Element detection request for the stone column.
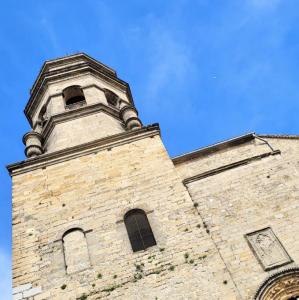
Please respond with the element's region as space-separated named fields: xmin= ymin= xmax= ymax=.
xmin=119 ymin=101 xmax=142 ymax=130
xmin=23 ymin=131 xmax=43 ymax=158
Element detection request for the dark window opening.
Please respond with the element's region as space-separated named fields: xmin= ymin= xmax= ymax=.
xmin=288 ymin=297 xmax=299 ymax=300
xmin=38 ymin=104 xmax=48 ymax=128
xmin=103 ymin=89 xmax=119 ymax=106
xmin=124 ymin=209 xmax=156 ymax=252
xmin=63 ymin=85 xmax=86 ymax=108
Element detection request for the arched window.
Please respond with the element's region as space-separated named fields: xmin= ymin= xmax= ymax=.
xmin=63 ymin=85 xmax=86 ymax=108
xmin=62 ymin=228 xmax=90 ymax=274
xmin=124 ymin=209 xmax=156 ymax=252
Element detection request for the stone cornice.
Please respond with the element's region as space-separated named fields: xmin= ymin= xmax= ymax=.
xmin=172 ymin=133 xmax=255 ymax=165
xmin=258 ymin=134 xmax=299 ymax=140
xmin=30 ymin=53 xmax=116 ymax=94
xmin=41 ymin=102 xmax=122 ymax=144
xmin=7 ymin=124 xmax=160 ymax=176
xmin=25 ymin=54 xmax=134 ymax=126
xmin=183 ymin=150 xmax=281 ymax=185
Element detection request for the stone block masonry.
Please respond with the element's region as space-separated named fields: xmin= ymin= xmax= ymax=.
xmin=11 ymin=134 xmax=239 ymax=299
xmin=9 ymin=53 xmax=299 ymax=299
xmin=13 ymin=283 xmax=42 ymax=300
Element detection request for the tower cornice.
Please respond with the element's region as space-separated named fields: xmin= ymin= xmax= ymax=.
xmin=7 ymin=124 xmax=160 ymax=176
xmin=25 ymin=53 xmax=134 ymax=126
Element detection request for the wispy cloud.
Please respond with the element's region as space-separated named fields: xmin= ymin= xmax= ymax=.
xmin=145 ymin=27 xmax=193 ymax=100
xmin=40 ymin=17 xmax=62 ymax=55
xmin=122 ymin=13 xmax=197 ymax=113
xmin=0 ymin=249 xmax=11 ymax=300
xmin=247 ymin=0 xmax=282 ymax=10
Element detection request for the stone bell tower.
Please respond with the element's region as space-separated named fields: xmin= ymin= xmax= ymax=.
xmin=23 ymin=53 xmax=142 ymax=157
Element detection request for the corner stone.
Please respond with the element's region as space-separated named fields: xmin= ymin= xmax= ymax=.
xmin=13 ymin=293 xmax=23 ymax=300
xmin=13 ymin=283 xmax=32 ymax=294
xmin=23 ymin=287 xmax=42 ymax=298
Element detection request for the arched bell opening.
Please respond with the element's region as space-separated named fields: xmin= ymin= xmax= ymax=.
xmin=63 ymin=85 xmax=86 ymax=108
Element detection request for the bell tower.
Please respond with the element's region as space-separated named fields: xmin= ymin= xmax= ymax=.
xmin=9 ymin=53 xmax=241 ymax=300
xmin=23 ymin=53 xmax=142 ymax=157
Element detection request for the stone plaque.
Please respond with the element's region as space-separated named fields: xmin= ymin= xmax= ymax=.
xmin=246 ymin=227 xmax=292 ymax=271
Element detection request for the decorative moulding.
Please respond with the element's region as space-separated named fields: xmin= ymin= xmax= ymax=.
xmin=172 ymin=132 xmax=256 ymax=165
xmin=7 ymin=124 xmax=160 ymax=176
xmin=254 ymin=267 xmax=299 ymax=300
xmin=25 ymin=53 xmax=135 ymax=126
xmin=183 ymin=150 xmax=280 ymax=185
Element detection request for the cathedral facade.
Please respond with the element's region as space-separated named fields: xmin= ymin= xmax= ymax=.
xmin=8 ymin=53 xmax=299 ymax=300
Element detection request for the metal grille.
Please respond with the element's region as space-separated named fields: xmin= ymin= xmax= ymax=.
xmin=124 ymin=209 xmax=156 ymax=252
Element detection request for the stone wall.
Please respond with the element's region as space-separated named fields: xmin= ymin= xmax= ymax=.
xmin=177 ymin=137 xmax=299 ymax=299
xmin=12 ymin=134 xmax=239 ymax=299
xmin=12 ymin=131 xmax=299 ymax=299
xmin=44 ymin=112 xmax=124 ymax=152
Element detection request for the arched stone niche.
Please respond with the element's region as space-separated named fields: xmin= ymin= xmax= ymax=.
xmin=255 ymin=267 xmax=299 ymax=300
xmin=62 ymin=228 xmax=90 ymax=274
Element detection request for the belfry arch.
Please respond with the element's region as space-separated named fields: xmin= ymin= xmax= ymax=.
xmin=254 ymin=268 xmax=299 ymax=300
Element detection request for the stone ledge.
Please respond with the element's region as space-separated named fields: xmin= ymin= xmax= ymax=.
xmin=258 ymin=134 xmax=299 ymax=140
xmin=172 ymin=132 xmax=255 ymax=165
xmin=7 ymin=123 xmax=160 ymax=176
xmin=183 ymin=150 xmax=281 ymax=185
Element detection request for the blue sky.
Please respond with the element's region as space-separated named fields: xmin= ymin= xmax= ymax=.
xmin=1 ymin=0 xmax=299 ymax=297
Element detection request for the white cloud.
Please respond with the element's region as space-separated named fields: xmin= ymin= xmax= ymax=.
xmin=145 ymin=28 xmax=193 ymax=100
xmin=247 ymin=0 xmax=281 ymax=9
xmin=124 ymin=15 xmax=197 ymax=111
xmin=0 ymin=249 xmax=12 ymax=300
xmin=40 ymin=17 xmax=62 ymax=55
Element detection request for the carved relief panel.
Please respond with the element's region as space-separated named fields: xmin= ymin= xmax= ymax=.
xmin=246 ymin=227 xmax=292 ymax=271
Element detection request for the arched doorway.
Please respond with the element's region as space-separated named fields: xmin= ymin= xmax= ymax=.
xmin=255 ymin=268 xmax=299 ymax=300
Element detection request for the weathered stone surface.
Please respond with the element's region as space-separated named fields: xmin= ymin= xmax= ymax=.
xmin=183 ymin=137 xmax=299 ymax=299
xmin=13 ymin=293 xmax=23 ymax=300
xmin=13 ymin=283 xmax=32 ymax=294
xmin=9 ymin=53 xmax=299 ymax=300
xmin=246 ymin=227 xmax=292 ymax=271
xmin=23 ymin=287 xmax=42 ymax=298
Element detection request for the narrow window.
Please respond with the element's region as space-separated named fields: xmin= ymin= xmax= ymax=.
xmin=63 ymin=85 xmax=86 ymax=108
xmin=62 ymin=228 xmax=90 ymax=274
xmin=37 ymin=104 xmax=48 ymax=128
xmin=124 ymin=209 xmax=156 ymax=252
